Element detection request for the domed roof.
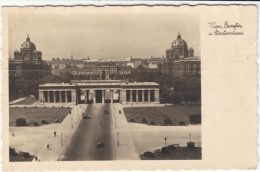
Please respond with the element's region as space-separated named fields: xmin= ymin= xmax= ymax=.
xmin=20 ymin=35 xmax=36 ymax=51
xmin=171 ymin=33 xmax=188 ymax=49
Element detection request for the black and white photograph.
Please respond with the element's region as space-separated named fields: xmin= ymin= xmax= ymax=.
xmin=2 ymin=5 xmax=257 ymax=171
xmin=8 ymin=7 xmax=201 ymax=162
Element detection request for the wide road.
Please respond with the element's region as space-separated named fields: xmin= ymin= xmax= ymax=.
xmin=60 ymin=103 xmax=115 ymax=161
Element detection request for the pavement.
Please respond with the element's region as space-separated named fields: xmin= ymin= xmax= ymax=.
xmin=33 ymin=104 xmax=86 ymax=161
xmin=129 ymin=123 xmax=201 ymax=155
xmin=9 ymin=102 xmax=75 ymax=108
xmin=59 ymin=103 xmax=115 ymax=161
xmin=9 ymin=98 xmax=27 ymax=105
xmin=111 ymin=103 xmax=139 ymax=160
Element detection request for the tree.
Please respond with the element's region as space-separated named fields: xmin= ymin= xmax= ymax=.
xmin=16 ymin=118 xmax=26 ymax=126
xmin=164 ymin=118 xmax=172 ymax=125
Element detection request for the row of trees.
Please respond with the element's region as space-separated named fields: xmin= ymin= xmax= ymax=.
xmin=10 ymin=70 xmax=201 ymax=104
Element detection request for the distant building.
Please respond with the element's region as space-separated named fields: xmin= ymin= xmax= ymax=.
xmin=93 ymin=66 xmax=118 ymax=80
xmin=9 ymin=35 xmax=50 ymax=79
xmin=118 ymin=66 xmax=132 ymax=75
xmin=160 ymin=33 xmax=201 ymax=77
xmin=172 ymin=57 xmax=201 ymax=77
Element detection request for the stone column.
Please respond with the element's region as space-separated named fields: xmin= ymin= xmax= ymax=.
xmin=111 ymin=90 xmax=114 ymax=103
xmin=65 ymin=91 xmax=68 ymax=102
xmin=93 ymin=90 xmax=96 ymax=103
xmin=154 ymin=89 xmax=160 ymax=103
xmin=148 ymin=90 xmax=151 ymax=102
xmin=53 ymin=91 xmax=57 ymax=103
xmin=39 ymin=90 xmax=44 ymax=102
xmin=120 ymin=90 xmax=126 ymax=104
xmin=47 ymin=91 xmax=50 ymax=102
xmin=136 ymin=90 xmax=139 ymax=102
xmin=102 ymin=90 xmax=105 ymax=103
xmin=130 ymin=90 xmax=132 ymax=102
xmin=142 ymin=90 xmax=145 ymax=102
xmin=59 ymin=91 xmax=62 ymax=103
xmin=71 ymin=90 xmax=77 ymax=104
xmin=85 ymin=90 xmax=89 ymax=104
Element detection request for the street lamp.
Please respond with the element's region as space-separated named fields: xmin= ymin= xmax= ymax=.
xmin=117 ymin=131 xmax=119 ymax=146
xmin=61 ymin=132 xmax=63 ymax=146
xmin=164 ymin=137 xmax=167 ymax=147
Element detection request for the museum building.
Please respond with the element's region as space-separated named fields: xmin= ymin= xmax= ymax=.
xmin=9 ymin=35 xmax=51 ymax=79
xmin=160 ymin=33 xmax=201 ymax=77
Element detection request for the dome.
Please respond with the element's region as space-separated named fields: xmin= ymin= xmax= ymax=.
xmin=171 ymin=33 xmax=188 ymax=49
xmin=20 ymin=35 xmax=36 ymax=51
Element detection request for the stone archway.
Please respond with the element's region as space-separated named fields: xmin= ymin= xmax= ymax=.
xmin=87 ymin=90 xmax=95 ymax=104
xmin=113 ymin=89 xmax=120 ymax=103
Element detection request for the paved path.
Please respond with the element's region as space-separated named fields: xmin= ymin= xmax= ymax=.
xmin=9 ymin=98 xmax=26 ymax=105
xmin=33 ymin=105 xmax=86 ymax=161
xmin=9 ymin=102 xmax=74 ymax=108
xmin=59 ymin=103 xmax=115 ymax=161
xmin=111 ymin=103 xmax=139 ymax=160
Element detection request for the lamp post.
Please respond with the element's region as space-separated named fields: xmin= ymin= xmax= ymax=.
xmin=61 ymin=132 xmax=63 ymax=146
xmin=117 ymin=131 xmax=119 ymax=146
xmin=164 ymin=137 xmax=167 ymax=147
xmin=69 ymin=111 xmax=73 ymax=129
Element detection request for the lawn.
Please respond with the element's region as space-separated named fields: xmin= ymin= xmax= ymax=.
xmin=13 ymin=96 xmax=38 ymax=105
xmin=124 ymin=106 xmax=201 ymax=125
xmin=140 ymin=147 xmax=202 ymax=160
xmin=9 ymin=107 xmax=71 ymax=127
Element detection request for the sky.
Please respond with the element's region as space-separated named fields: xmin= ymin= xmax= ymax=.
xmin=9 ymin=13 xmax=200 ymax=60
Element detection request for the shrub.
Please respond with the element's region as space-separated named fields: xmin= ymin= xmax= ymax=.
xmin=187 ymin=142 xmax=195 ymax=149
xmin=189 ymin=114 xmax=201 ymax=124
xmin=16 ymin=118 xmax=26 ymax=126
xmin=164 ymin=118 xmax=172 ymax=125
xmin=54 ymin=118 xmax=60 ymax=123
xmin=33 ymin=122 xmax=38 ymax=126
xmin=150 ymin=121 xmax=156 ymax=125
xmin=142 ymin=118 xmax=147 ymax=123
xmin=129 ymin=118 xmax=135 ymax=122
xmin=23 ymin=152 xmax=30 ymax=158
xmin=167 ymin=145 xmax=175 ymax=151
xmin=61 ymin=106 xmax=63 ymax=108
xmin=143 ymin=151 xmax=155 ymax=158
xmin=9 ymin=147 xmax=16 ymax=156
xmin=24 ymin=106 xmax=27 ymax=108
xmin=34 ymin=106 xmax=37 ymax=108
xmin=179 ymin=121 xmax=186 ymax=126
xmin=160 ymin=147 xmax=169 ymax=154
xmin=44 ymin=106 xmax=46 ymax=108
xmin=52 ymin=106 xmax=55 ymax=108
xmin=41 ymin=120 xmax=49 ymax=125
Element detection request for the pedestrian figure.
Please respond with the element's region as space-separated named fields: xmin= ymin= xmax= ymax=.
xmin=47 ymin=144 xmax=49 ymax=150
xmin=54 ymin=131 xmax=56 ymax=137
xmin=12 ymin=132 xmax=15 ymax=137
xmin=35 ymin=156 xmax=38 ymax=161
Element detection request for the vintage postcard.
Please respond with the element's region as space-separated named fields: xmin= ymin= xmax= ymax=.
xmin=1 ymin=5 xmax=257 ymax=170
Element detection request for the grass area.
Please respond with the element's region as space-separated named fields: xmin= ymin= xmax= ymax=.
xmin=124 ymin=106 xmax=201 ymax=126
xmin=9 ymin=107 xmax=71 ymax=127
xmin=12 ymin=96 xmax=38 ymax=105
xmin=140 ymin=147 xmax=201 ymax=160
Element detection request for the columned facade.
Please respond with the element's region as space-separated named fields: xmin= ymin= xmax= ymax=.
xmin=38 ymin=81 xmax=160 ymax=104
